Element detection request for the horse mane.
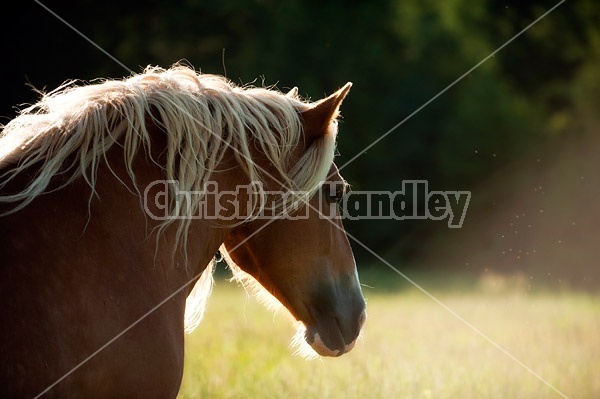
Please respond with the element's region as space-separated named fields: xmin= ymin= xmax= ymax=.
xmin=0 ymin=63 xmax=339 ymax=334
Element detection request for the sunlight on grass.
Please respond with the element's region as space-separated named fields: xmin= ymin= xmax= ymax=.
xmin=178 ymin=271 xmax=600 ymax=399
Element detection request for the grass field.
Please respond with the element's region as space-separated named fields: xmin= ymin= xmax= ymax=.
xmin=177 ymin=268 xmax=600 ymax=399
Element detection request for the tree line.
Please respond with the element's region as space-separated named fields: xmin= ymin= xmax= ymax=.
xmin=2 ymin=0 xmax=598 ymax=264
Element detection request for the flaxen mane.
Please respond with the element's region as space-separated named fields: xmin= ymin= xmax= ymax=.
xmin=0 ymin=64 xmax=339 ymax=334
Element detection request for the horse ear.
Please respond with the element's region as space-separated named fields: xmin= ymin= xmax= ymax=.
xmin=301 ymin=82 xmax=352 ymax=141
xmin=286 ymin=87 xmax=299 ymax=98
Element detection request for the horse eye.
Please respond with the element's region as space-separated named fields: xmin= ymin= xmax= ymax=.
xmin=327 ymin=184 xmax=345 ymax=204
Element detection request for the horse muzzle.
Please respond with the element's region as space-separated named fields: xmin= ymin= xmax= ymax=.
xmin=304 ymin=301 xmax=367 ymax=357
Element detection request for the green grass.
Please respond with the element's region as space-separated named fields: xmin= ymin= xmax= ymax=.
xmin=178 ymin=269 xmax=600 ymax=398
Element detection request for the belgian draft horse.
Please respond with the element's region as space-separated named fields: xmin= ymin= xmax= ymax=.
xmin=0 ymin=65 xmax=366 ymax=397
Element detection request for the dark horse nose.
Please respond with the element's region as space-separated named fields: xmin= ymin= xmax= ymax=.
xmin=358 ymin=306 xmax=367 ymax=330
xmin=305 ymin=281 xmax=366 ymax=357
xmin=338 ymin=294 xmax=366 ymax=346
xmin=340 ymin=306 xmax=367 ymax=355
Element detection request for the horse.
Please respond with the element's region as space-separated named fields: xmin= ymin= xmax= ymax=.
xmin=0 ymin=64 xmax=366 ymax=398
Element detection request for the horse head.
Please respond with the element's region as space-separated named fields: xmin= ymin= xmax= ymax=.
xmin=222 ymin=85 xmax=366 ymax=357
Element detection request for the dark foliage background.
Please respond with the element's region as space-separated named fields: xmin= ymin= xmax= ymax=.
xmin=2 ymin=0 xmax=599 ymax=276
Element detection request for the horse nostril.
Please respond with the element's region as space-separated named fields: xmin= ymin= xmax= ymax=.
xmin=358 ymin=309 xmax=367 ymax=330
